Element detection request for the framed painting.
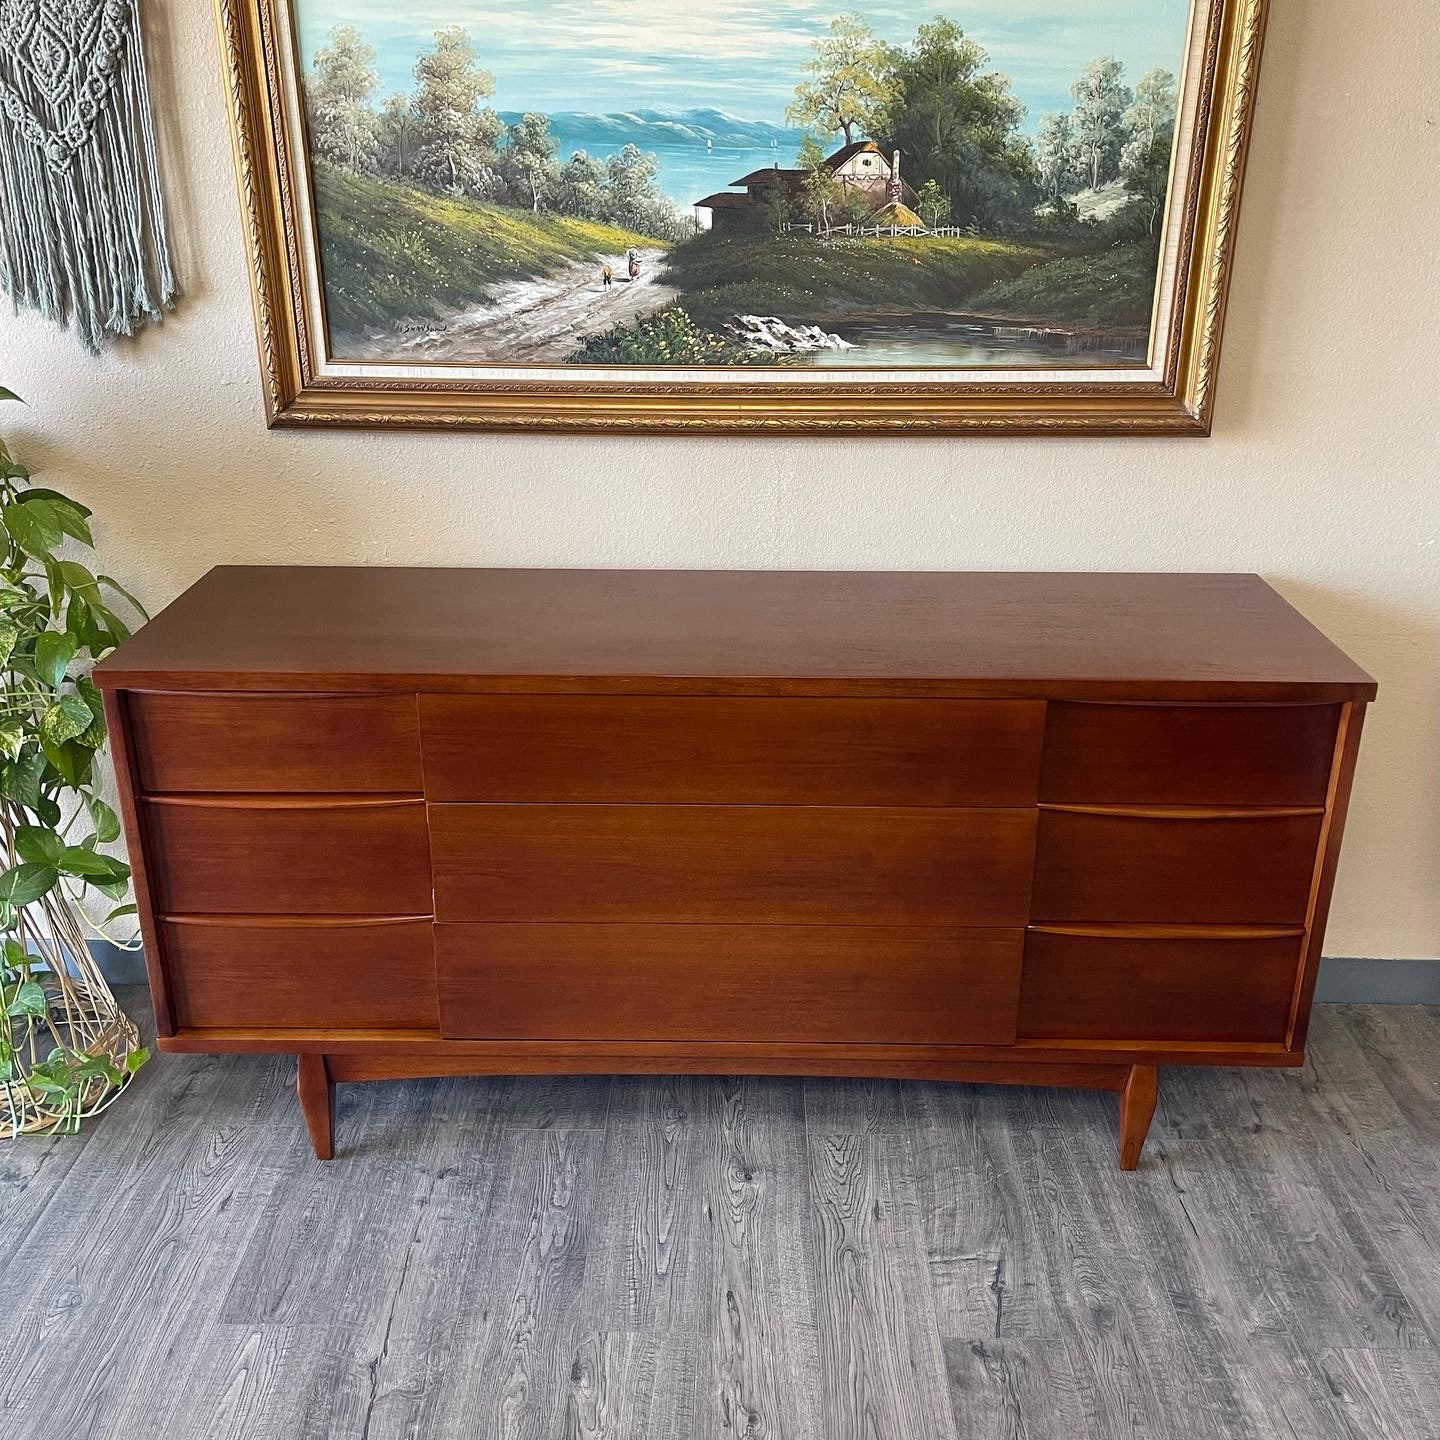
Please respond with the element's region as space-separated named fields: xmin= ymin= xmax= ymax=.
xmin=215 ymin=0 xmax=1269 ymax=433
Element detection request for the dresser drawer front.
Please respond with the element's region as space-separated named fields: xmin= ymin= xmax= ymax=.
xmin=129 ymin=692 xmax=423 ymax=793
xmin=420 ymin=696 xmax=1044 ymax=805
xmin=144 ymin=799 xmax=432 ymax=915
xmin=164 ymin=917 xmax=438 ymax=1030
xmin=1032 ymin=810 xmax=1321 ymax=925
xmin=1041 ymin=702 xmax=1339 ymax=806
xmin=436 ymin=923 xmax=1021 ymax=1043
xmin=1019 ymin=930 xmax=1301 ymax=1043
xmin=430 ymin=804 xmax=1035 ymax=925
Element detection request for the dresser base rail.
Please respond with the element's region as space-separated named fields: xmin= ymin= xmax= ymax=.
xmin=283 ymin=1049 xmax=1170 ymax=1170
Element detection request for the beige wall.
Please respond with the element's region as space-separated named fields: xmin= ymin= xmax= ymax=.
xmin=2 ymin=0 xmax=1436 ymax=960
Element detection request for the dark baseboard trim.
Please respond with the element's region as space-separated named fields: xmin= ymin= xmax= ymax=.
xmin=1314 ymin=956 xmax=1440 ymax=1005
xmin=89 ymin=937 xmax=148 ymax=988
xmin=86 ymin=944 xmax=1440 ymax=1007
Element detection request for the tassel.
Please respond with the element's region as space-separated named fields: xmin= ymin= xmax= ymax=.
xmin=0 ymin=0 xmax=177 ymax=350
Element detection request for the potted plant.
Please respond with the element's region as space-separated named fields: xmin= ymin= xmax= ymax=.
xmin=0 ymin=389 xmax=148 ymax=1134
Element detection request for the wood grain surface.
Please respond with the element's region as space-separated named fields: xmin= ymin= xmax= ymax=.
xmin=93 ymin=568 xmax=1378 ymax=702
xmin=127 ymin=691 xmax=424 ymax=793
xmin=429 ymin=805 xmax=1037 ymax=926
xmin=434 ymin=924 xmax=1022 ymax=1045
xmin=420 ymin=695 xmax=1044 ymax=805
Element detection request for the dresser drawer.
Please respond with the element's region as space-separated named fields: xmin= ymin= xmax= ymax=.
xmin=1031 ymin=808 xmax=1322 ymax=925
xmin=164 ymin=917 xmax=438 ymax=1030
xmin=1019 ymin=929 xmax=1301 ymax=1043
xmin=144 ymin=797 xmax=432 ymax=915
xmin=420 ymin=696 xmax=1043 ymax=805
xmin=429 ymin=804 xmax=1036 ymax=925
xmin=129 ymin=692 xmax=423 ymax=793
xmin=435 ymin=924 xmax=1022 ymax=1043
xmin=1040 ymin=702 xmax=1339 ymax=806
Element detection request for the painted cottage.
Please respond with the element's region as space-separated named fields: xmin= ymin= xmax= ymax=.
xmin=696 ymin=141 xmax=925 ymax=233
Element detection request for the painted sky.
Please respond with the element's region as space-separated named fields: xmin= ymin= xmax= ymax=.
xmin=293 ymin=0 xmax=1194 ymax=131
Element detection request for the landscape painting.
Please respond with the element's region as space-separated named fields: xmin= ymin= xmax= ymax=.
xmin=290 ymin=0 xmax=1196 ymax=370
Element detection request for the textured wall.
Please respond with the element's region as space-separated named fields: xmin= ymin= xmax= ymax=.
xmin=2 ymin=0 xmax=1436 ymax=960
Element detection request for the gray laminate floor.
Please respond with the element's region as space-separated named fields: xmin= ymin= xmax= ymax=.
xmin=3 ymin=1000 xmax=1440 ymax=1439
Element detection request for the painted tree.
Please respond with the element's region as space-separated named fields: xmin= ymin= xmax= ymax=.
xmin=411 ymin=26 xmax=504 ymax=195
xmin=305 ymin=25 xmax=380 ymax=174
xmin=915 ymin=178 xmax=951 ymax=229
xmin=877 ymin=19 xmax=1038 ymax=232
xmin=376 ymin=92 xmax=419 ymax=177
xmin=1121 ymin=68 xmax=1177 ymax=172
xmin=604 ymin=144 xmax=666 ymax=232
xmin=1034 ymin=111 xmax=1080 ymax=200
xmin=1123 ymin=131 xmax=1173 ymax=235
xmin=796 ymin=134 xmax=843 ymax=228
xmin=786 ymin=13 xmax=896 ymax=146
xmin=1070 ymin=56 xmax=1132 ymax=190
xmin=552 ymin=150 xmax=607 ymax=219
xmin=500 ymin=113 xmax=559 ymax=211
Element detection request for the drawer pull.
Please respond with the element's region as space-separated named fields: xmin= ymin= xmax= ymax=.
xmin=142 ymin=793 xmax=423 ymax=809
xmin=160 ymin=913 xmax=433 ymax=927
xmin=1028 ymin=923 xmax=1306 ymax=940
xmin=1038 ymin=803 xmax=1324 ymax=821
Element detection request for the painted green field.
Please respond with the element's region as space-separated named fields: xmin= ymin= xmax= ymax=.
xmin=661 ymin=231 xmax=1047 ymax=328
xmin=312 ymin=165 xmax=658 ymax=334
xmin=969 ymin=242 xmax=1159 ymax=329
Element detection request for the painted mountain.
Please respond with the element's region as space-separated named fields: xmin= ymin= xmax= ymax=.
xmin=498 ymin=108 xmax=809 ymax=208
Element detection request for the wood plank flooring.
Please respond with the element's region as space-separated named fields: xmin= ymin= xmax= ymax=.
xmin=3 ymin=999 xmax=1440 ymax=1439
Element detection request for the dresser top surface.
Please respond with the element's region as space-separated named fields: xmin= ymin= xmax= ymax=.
xmin=94 ymin=567 xmax=1376 ymax=701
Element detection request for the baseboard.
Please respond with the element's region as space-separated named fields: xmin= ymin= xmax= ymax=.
xmin=84 ymin=944 xmax=1440 ymax=1007
xmin=1313 ymin=956 xmax=1440 ymax=1004
xmin=88 ymin=937 xmax=149 ymax=988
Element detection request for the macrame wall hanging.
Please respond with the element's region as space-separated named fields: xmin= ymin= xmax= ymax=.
xmin=0 ymin=0 xmax=177 ymax=350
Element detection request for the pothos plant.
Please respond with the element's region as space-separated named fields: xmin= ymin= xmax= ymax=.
xmin=0 ymin=389 xmax=149 ymax=1135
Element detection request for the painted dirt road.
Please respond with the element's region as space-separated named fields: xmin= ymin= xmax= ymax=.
xmin=336 ymin=248 xmax=676 ymax=365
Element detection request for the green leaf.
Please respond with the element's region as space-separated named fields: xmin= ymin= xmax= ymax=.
xmin=57 ymin=847 xmax=129 ymax=884
xmin=126 ymin=1046 xmax=151 ymax=1074
xmin=0 ymin=862 xmax=58 ymax=905
xmin=42 ymin=733 xmax=93 ymax=787
xmin=19 ymin=487 xmax=91 ymax=519
xmin=84 ymin=792 xmax=121 ymax=844
xmin=0 ymin=722 xmax=23 ymax=760
xmin=33 ymin=630 xmax=77 ymax=687
xmin=5 ymin=979 xmax=47 ymax=1017
xmin=2 ymin=498 xmax=64 ymax=559
xmin=57 ymin=560 xmax=102 ymax=610
xmin=47 ymin=499 xmax=92 ymax=547
xmin=0 ymin=618 xmax=18 ymax=666
xmin=98 ymin=574 xmax=147 ymax=620
xmin=0 ymin=387 xmax=22 ymax=402
xmin=35 ymin=794 xmax=60 ymax=826
xmin=75 ymin=675 xmax=107 ymax=748
xmin=3 ymin=936 xmax=30 ymax=970
xmin=92 ymin=878 xmax=128 ymax=900
xmin=39 ymin=692 xmax=92 ymax=747
xmin=14 ymin=825 xmax=63 ymax=864
xmin=103 ymin=901 xmax=137 ymax=923
xmin=0 ymin=750 xmax=45 ymax=808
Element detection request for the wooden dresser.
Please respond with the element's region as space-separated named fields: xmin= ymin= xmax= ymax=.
xmin=94 ymin=568 xmax=1375 ymax=1167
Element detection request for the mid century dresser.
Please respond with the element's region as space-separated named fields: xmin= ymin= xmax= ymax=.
xmin=94 ymin=568 xmax=1375 ymax=1168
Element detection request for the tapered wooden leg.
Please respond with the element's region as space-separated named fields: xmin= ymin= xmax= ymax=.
xmin=297 ymin=1054 xmax=335 ymax=1160
xmin=1117 ymin=1064 xmax=1157 ymax=1171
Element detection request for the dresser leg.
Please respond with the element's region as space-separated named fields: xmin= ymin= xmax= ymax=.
xmin=297 ymin=1054 xmax=335 ymax=1160
xmin=1117 ymin=1064 xmax=1158 ymax=1171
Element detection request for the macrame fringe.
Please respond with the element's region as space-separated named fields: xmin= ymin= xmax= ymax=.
xmin=0 ymin=3 xmax=177 ymax=351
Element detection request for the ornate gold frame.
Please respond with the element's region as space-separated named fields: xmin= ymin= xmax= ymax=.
xmin=213 ymin=0 xmax=1268 ymax=435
